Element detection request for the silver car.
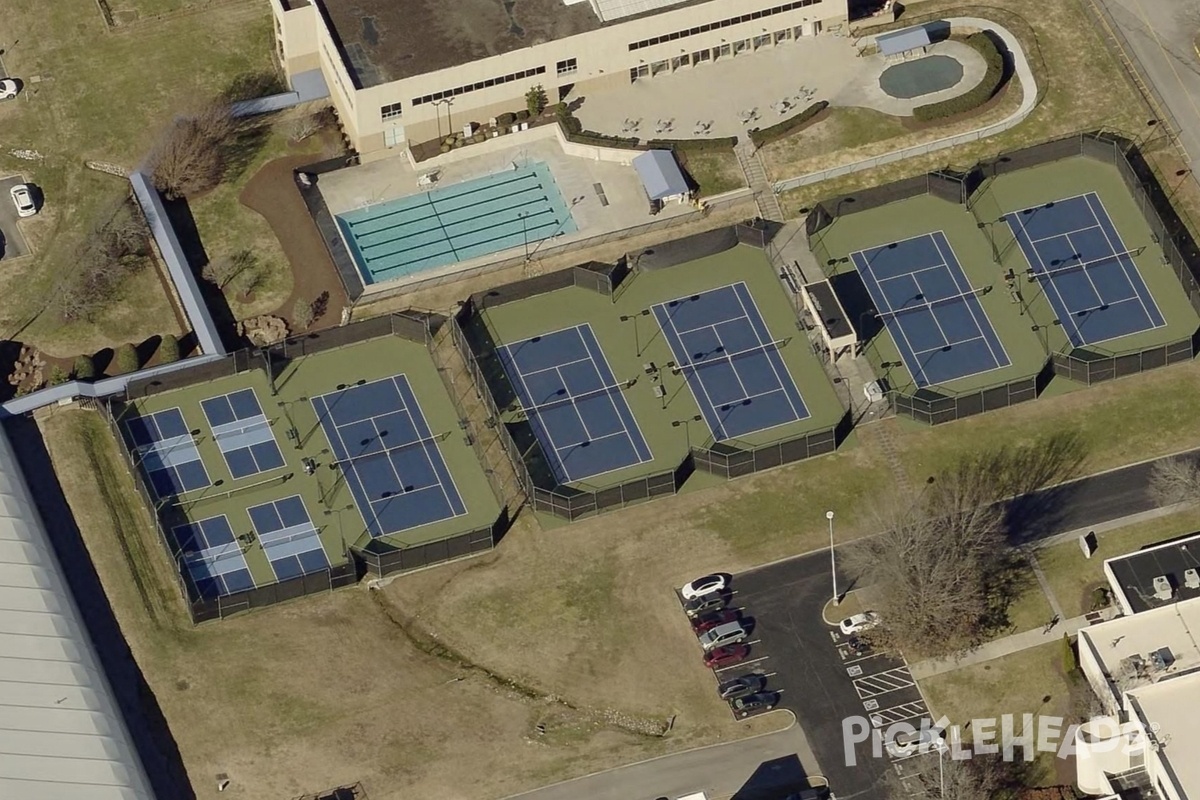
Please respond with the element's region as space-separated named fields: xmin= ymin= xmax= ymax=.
xmin=698 ymin=620 xmax=749 ymax=651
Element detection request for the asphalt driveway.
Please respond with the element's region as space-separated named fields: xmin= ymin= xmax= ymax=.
xmin=0 ymin=174 xmax=31 ymax=260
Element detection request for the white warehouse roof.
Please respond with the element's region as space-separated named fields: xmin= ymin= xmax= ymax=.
xmin=0 ymin=427 xmax=155 ymax=800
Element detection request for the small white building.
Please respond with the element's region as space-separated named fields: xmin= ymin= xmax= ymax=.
xmin=632 ymin=149 xmax=691 ymax=207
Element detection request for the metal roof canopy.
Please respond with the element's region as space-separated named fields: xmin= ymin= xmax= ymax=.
xmin=0 ymin=428 xmax=156 ymax=799
xmin=633 ymin=150 xmax=688 ymax=201
xmin=876 ymin=26 xmax=932 ymax=57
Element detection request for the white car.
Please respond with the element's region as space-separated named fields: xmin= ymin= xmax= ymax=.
xmin=839 ymin=611 xmax=881 ymax=636
xmin=0 ymin=79 xmax=17 ymax=100
xmin=885 ymin=727 xmax=948 ymax=758
xmin=10 ymin=184 xmax=36 ymax=218
xmin=681 ymin=573 xmax=727 ymax=600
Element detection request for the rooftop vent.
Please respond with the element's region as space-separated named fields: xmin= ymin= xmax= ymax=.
xmin=1149 ymin=646 xmax=1176 ymax=672
xmin=1153 ymin=575 xmax=1173 ymax=601
xmin=1185 ymin=569 xmax=1200 ymax=590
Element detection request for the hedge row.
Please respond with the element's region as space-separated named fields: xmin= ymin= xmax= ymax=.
xmin=644 ymin=136 xmax=738 ymax=153
xmin=911 ymin=32 xmax=1006 ymax=122
xmin=566 ymin=129 xmax=643 ymax=149
xmin=748 ymin=101 xmax=830 ymax=148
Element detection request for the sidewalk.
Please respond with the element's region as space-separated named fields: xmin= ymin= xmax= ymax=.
xmin=909 ymin=615 xmax=1091 ymax=680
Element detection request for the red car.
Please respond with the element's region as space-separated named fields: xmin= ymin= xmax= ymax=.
xmin=704 ymin=644 xmax=750 ymax=669
xmin=692 ymin=609 xmax=741 ymax=633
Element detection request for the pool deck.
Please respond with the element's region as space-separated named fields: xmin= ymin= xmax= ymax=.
xmin=317 ymin=137 xmax=696 ymax=291
xmin=831 ymin=39 xmax=987 ymax=116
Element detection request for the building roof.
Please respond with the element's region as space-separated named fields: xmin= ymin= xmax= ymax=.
xmin=876 ymin=26 xmax=931 ymax=57
xmin=1126 ymin=671 xmax=1200 ymax=798
xmin=589 ymin=0 xmax=693 ymax=23
xmin=316 ymin=0 xmax=601 ymax=87
xmin=1078 ymin=598 xmax=1200 ymax=694
xmin=1105 ymin=531 xmax=1200 ymax=614
xmin=633 ymin=150 xmax=689 ymax=201
xmin=806 ymin=280 xmax=853 ymax=339
xmin=0 ymin=429 xmax=155 ymax=800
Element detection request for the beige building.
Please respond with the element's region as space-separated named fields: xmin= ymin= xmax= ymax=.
xmin=268 ymin=0 xmax=850 ymax=155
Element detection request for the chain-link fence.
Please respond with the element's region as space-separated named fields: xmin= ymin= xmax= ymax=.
xmin=692 ymin=413 xmax=848 ymax=478
xmin=351 ymin=518 xmax=503 ymax=578
xmin=353 ymin=192 xmax=754 ymax=304
xmin=451 ymin=293 xmax=692 ymax=521
xmin=891 ymin=364 xmax=1053 ymax=425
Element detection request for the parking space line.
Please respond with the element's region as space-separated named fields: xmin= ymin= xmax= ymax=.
xmin=839 ymin=650 xmax=888 ymax=666
xmin=853 ymin=666 xmax=915 ymax=698
xmin=715 ymin=655 xmax=769 ymax=673
xmin=869 ymin=700 xmax=929 ymax=727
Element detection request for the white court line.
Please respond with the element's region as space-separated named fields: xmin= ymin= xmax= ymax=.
xmin=732 ymin=283 xmax=808 ymax=422
xmin=930 ymin=231 xmax=1012 ymax=369
xmin=853 ymin=251 xmax=935 ymax=385
xmin=514 ymin=354 xmax=593 ymax=377
xmin=912 ymin=334 xmax=986 ymax=357
xmin=394 ymin=383 xmax=463 ymax=519
xmin=1008 ymin=211 xmax=1085 ymax=346
xmin=1086 ymin=192 xmax=1166 ymax=332
xmin=655 ymin=303 xmax=726 ymax=435
xmin=579 ymin=324 xmax=653 ymax=468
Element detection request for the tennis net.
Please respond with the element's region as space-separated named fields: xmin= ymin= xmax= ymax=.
xmin=259 ymin=523 xmax=321 ymax=549
xmin=673 ymin=337 xmax=789 ymax=370
xmin=331 ymin=431 xmax=449 ymax=467
xmin=515 ymin=380 xmax=631 ymax=418
xmin=1028 ymin=248 xmax=1142 ymax=281
xmin=874 ymin=289 xmax=986 ymax=322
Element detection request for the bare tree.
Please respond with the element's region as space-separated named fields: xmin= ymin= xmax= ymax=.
xmin=1148 ymin=456 xmax=1200 ymax=507
xmin=891 ymin=751 xmax=1009 ymax=800
xmin=149 ymin=102 xmax=235 ymax=199
xmin=228 ymin=257 xmax=264 ymax=299
xmin=282 ymin=112 xmax=321 ymax=143
xmin=202 ymin=250 xmax=255 ymax=289
xmin=844 ymin=434 xmax=1088 ymax=656
xmin=292 ymin=297 xmax=316 ymax=330
xmin=58 ymin=195 xmax=152 ymax=322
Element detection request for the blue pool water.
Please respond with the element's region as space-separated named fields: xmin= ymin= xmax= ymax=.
xmin=336 ymin=161 xmax=577 ymax=285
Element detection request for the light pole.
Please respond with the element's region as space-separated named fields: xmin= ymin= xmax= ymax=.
xmin=620 ymin=308 xmax=651 ymax=356
xmin=827 ymin=510 xmax=838 ymax=605
xmin=671 ymin=414 xmax=703 ymax=450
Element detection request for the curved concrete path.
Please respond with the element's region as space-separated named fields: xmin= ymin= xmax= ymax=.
xmin=773 ymin=17 xmax=1040 ymax=192
xmin=501 ymin=711 xmax=824 ymax=800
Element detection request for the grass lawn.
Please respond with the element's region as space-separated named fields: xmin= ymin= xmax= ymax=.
xmin=1037 ymin=507 xmax=1200 ymax=617
xmin=681 ymin=150 xmax=746 ymax=197
xmin=893 ymin=360 xmax=1200 ymax=487
xmin=189 ymin=117 xmax=328 ymax=321
xmin=920 ymin=641 xmax=1079 ymax=787
xmin=0 ymin=0 xmax=278 ymax=355
xmin=40 ymin=407 xmax=789 ymax=800
xmin=777 ymin=0 xmax=1150 ymax=212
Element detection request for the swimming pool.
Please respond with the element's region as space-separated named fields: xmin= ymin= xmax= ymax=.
xmin=336 ymin=161 xmax=578 ymax=285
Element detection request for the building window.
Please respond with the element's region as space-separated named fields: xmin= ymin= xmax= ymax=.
xmin=556 ymin=58 xmax=578 ymax=77
xmin=380 ymin=102 xmax=403 ymax=121
xmin=412 ymin=65 xmax=547 ymax=106
xmin=627 ymin=0 xmax=819 ymax=51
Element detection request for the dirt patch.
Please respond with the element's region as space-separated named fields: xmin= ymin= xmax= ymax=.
xmin=238 ymin=154 xmax=348 ymax=332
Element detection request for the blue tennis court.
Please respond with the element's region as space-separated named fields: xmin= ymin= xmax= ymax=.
xmin=653 ymin=282 xmax=809 ymax=441
xmin=852 ymin=231 xmax=1011 ymax=387
xmin=1005 ymin=192 xmax=1166 ymax=347
xmin=248 ymin=495 xmax=329 ymax=581
xmin=173 ymin=515 xmax=254 ymax=600
xmin=200 ymin=388 xmax=286 ymax=479
xmin=126 ymin=408 xmax=210 ymax=499
xmin=497 ymin=324 xmax=653 ymax=484
xmin=337 ymin=161 xmax=577 ymax=285
xmin=312 ymin=375 xmax=466 ymax=538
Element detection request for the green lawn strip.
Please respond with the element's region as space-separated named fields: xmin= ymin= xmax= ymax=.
xmin=1037 ymin=507 xmax=1200 ymax=617
xmin=892 ymin=358 xmax=1200 ymax=487
xmin=920 ymin=641 xmax=1076 ymax=786
xmin=681 ymin=151 xmax=747 ymax=197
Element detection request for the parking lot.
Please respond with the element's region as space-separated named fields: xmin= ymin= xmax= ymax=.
xmin=734 ymin=552 xmax=941 ymax=798
xmin=675 ymin=582 xmax=783 ymax=722
xmin=0 ymin=174 xmax=32 ymax=260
